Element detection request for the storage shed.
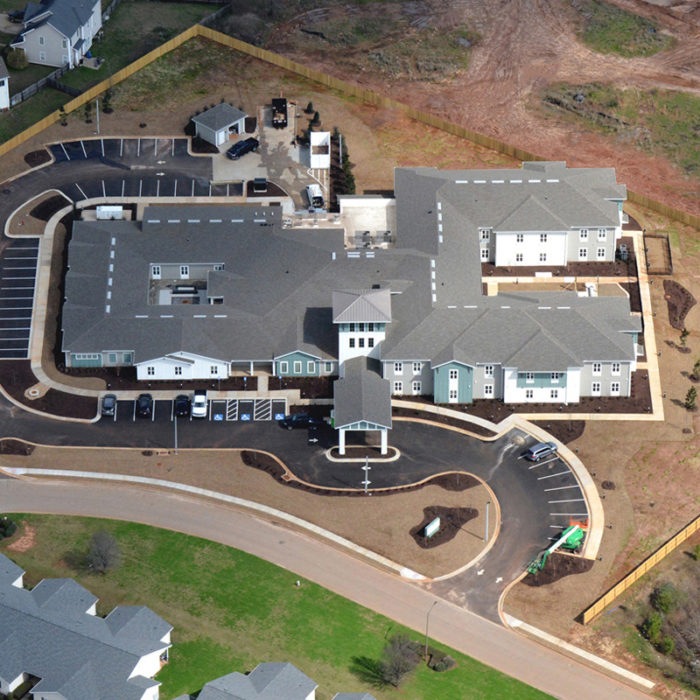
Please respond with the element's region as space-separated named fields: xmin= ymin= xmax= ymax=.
xmin=191 ymin=103 xmax=247 ymax=147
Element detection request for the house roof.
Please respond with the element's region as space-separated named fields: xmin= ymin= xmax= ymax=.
xmin=22 ymin=0 xmax=97 ymax=39
xmin=197 ymin=662 xmax=318 ymax=700
xmin=192 ymin=103 xmax=247 ymax=131
xmin=0 ymin=552 xmax=171 ymax=700
xmin=0 ymin=57 xmax=9 ymax=80
xmin=0 ymin=554 xmax=23 ymax=586
xmin=332 ymin=288 xmax=392 ymax=324
xmin=333 ymin=356 xmax=392 ymax=428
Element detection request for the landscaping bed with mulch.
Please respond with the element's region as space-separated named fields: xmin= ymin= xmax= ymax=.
xmin=532 ymin=420 xmax=585 ymax=444
xmin=29 ymin=194 xmax=71 ymax=221
xmin=620 ymin=281 xmax=642 ymax=313
xmin=663 ymin=279 xmax=696 ymax=330
xmin=272 ymin=376 xmax=333 ymax=399
xmin=522 ymin=552 xmax=594 ymax=586
xmin=392 ymin=403 xmax=498 ymax=438
xmin=23 ymin=149 xmax=52 ymax=168
xmin=411 ymin=506 xmax=478 ymax=549
xmin=245 ymin=181 xmax=287 ymax=198
xmin=0 ymin=439 xmax=35 ymax=456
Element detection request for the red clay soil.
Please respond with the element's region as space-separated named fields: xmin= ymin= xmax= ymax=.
xmin=532 ymin=420 xmax=585 ymax=444
xmin=23 ymin=149 xmax=51 ymax=168
xmin=663 ymin=279 xmax=696 ymax=330
xmin=0 ymin=439 xmax=35 ymax=456
xmin=522 ymin=552 xmax=594 ymax=587
xmin=411 ymin=505 xmax=478 ymax=549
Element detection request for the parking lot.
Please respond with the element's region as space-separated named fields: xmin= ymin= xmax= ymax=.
xmin=48 ymin=137 xmax=192 ymax=166
xmin=0 ymin=238 xmax=39 ymax=359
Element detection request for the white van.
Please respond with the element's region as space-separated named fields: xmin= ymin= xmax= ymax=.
xmin=305 ymin=184 xmax=324 ymax=211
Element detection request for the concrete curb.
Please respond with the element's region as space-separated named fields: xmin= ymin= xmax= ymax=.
xmin=504 ymin=614 xmax=655 ymax=691
xmin=1 ymin=467 xmax=429 ymax=581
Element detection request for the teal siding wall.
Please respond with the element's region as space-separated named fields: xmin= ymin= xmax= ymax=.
xmin=70 ymin=354 xmax=103 ymax=368
xmin=433 ymin=363 xmax=473 ymax=403
xmin=516 ymin=372 xmax=567 ymax=389
xmin=276 ymin=351 xmax=318 ymax=376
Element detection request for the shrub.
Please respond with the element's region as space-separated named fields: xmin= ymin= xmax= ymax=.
xmin=684 ymin=386 xmax=697 ymax=410
xmin=651 ymin=582 xmax=680 ymax=614
xmin=0 ymin=516 xmax=17 ymax=539
xmin=6 ymin=48 xmax=28 ymax=70
xmin=380 ymin=634 xmax=420 ymax=687
xmin=657 ymin=635 xmax=675 ymax=655
xmin=305 ymin=101 xmax=314 ymax=114
xmin=86 ymin=531 xmax=121 ymax=574
xmin=640 ymin=612 xmax=662 ymax=643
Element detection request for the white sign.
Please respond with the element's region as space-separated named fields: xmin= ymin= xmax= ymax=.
xmin=424 ymin=517 xmax=440 ymax=539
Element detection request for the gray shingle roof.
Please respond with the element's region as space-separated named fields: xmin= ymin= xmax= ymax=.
xmin=333 ymin=357 xmax=392 ymax=428
xmin=22 ymin=0 xmax=96 ymax=38
xmin=0 ymin=553 xmax=23 ymax=586
xmin=192 ymin=103 xmax=247 ymax=131
xmin=332 ymin=288 xmax=392 ymax=323
xmin=198 ymin=662 xmax=317 ymax=700
xmin=0 ymin=553 xmax=171 ymax=700
xmin=0 ymin=57 xmax=9 ymax=80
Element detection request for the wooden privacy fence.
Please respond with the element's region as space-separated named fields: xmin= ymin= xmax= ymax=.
xmin=581 ymin=515 xmax=700 ymax=625
xmin=0 ymin=21 xmax=698 ymax=232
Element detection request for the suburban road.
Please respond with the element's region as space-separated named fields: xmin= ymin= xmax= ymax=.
xmin=0 ymin=478 xmax=649 ymax=700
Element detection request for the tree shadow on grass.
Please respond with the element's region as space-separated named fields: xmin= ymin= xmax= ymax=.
xmin=349 ymin=656 xmax=387 ymax=689
xmin=62 ymin=549 xmax=87 ymax=572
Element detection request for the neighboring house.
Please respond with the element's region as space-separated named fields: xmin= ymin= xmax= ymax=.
xmin=60 ymin=163 xmax=640 ymax=416
xmin=0 ymin=553 xmax=172 ymax=700
xmin=10 ymin=0 xmax=101 ymax=68
xmin=191 ymin=103 xmax=247 ymax=147
xmin=0 ymin=58 xmax=9 ymax=111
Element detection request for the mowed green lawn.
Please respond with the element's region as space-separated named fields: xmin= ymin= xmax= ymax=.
xmin=2 ymin=514 xmax=550 ymax=700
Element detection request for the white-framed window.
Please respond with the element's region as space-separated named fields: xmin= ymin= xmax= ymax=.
xmin=484 ymin=365 xmax=494 ymax=378
xmin=324 ymin=361 xmax=333 ymax=373
xmin=393 ymin=381 xmax=403 ymax=394
xmin=174 ymin=367 xmax=182 ymax=376
xmin=151 ymin=265 xmax=161 ymax=279
xmin=412 ymin=380 xmax=421 ymax=395
xmin=293 ymin=361 xmax=302 ymax=374
xmin=597 ymin=247 xmax=606 ymax=260
xmin=39 ymin=36 xmax=45 ymax=45
xmin=480 ymin=229 xmax=490 ymax=241
xmin=550 ymin=389 xmax=559 ymax=399
xmin=75 ymin=353 xmax=99 ymax=360
xmin=579 ymin=229 xmax=589 ymax=241
xmin=39 ymin=51 xmax=46 ymax=61
xmin=449 ymin=389 xmax=458 ymax=400
xmin=481 ymin=248 xmax=489 ymax=261
xmin=394 ymin=362 xmax=403 ymax=374
xmin=349 ymin=338 xmax=355 ymax=348
xmin=525 ymin=389 xmax=534 ymax=399
xmin=539 ymin=252 xmax=547 ymax=263
xmin=516 ymin=234 xmax=524 ymax=243
xmin=180 ymin=265 xmax=189 ymax=278
xmin=598 ymin=229 xmax=608 ymax=241
xmin=368 ymin=337 xmax=374 ymax=348
xmin=484 ymin=384 xmax=494 ymax=396
xmin=449 ymin=369 xmax=458 ymax=380
xmin=516 ymin=253 xmax=523 ymax=262
xmin=62 ymin=39 xmax=68 ymax=48
xmin=147 ymin=366 xmax=155 ymax=375
xmin=358 ymin=338 xmax=365 ymax=348
xmin=413 ymin=362 xmax=422 ymax=374
xmin=210 ymin=365 xmax=218 ymax=375
xmin=611 ymin=362 xmax=621 ymax=375
xmin=213 ymin=264 xmax=224 ymax=271
xmin=610 ymin=381 xmax=620 ymax=395
xmin=591 ymin=382 xmax=601 ymax=395
xmin=279 ymin=361 xmax=289 ymax=374
xmin=592 ymin=363 xmax=602 ymax=376
xmin=578 ymin=248 xmax=588 ymax=260
xmin=307 ymin=361 xmax=315 ymax=373
xmin=526 ymin=372 xmax=535 ymax=383
xmin=551 ymin=372 xmax=560 ymax=382
xmin=540 ymin=233 xmax=548 ymax=243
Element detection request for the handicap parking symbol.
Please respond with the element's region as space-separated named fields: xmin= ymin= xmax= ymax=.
xmin=213 ymin=414 xmax=224 ymax=421
xmin=274 ymin=413 xmax=285 ymax=420
xmin=240 ymin=414 xmax=251 ymax=421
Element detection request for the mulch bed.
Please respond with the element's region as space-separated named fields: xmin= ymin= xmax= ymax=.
xmin=0 ymin=361 xmax=97 ymax=419
xmin=245 ymin=181 xmax=287 ymax=197
xmin=271 ymin=376 xmax=333 ymax=399
xmin=410 ymin=506 xmax=478 ymax=549
xmin=620 ymin=281 xmax=642 ymax=313
xmin=392 ymin=404 xmax=497 ymax=438
xmin=241 ymin=450 xmax=478 ymax=496
xmin=30 ymin=194 xmax=70 ymax=222
xmin=663 ymin=279 xmax=696 ymax=330
xmin=245 ymin=116 xmax=257 ymax=133
xmin=532 ymin=420 xmax=585 ymax=444
xmin=190 ymin=136 xmax=219 ymax=154
xmin=0 ymin=439 xmax=35 ymax=456
xmin=522 ymin=552 xmax=594 ymax=587
xmin=24 ymin=149 xmax=51 ymax=168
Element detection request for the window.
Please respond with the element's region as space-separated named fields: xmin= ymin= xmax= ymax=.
xmin=39 ymin=51 xmax=46 ymax=61
xmin=349 ymin=323 xmax=356 ymax=332
xmin=412 ymin=381 xmax=422 ymax=395
xmin=610 ymin=382 xmax=620 ymax=395
xmin=525 ymin=372 xmax=535 ymax=382
xmin=413 ymin=362 xmax=423 ymax=374
xmin=151 ymin=265 xmax=161 ymax=278
xmin=180 ymin=265 xmax=189 ymax=278
xmin=449 ymin=389 xmax=458 ymax=400
xmin=539 ymin=252 xmax=547 ymax=263
xmin=525 ymin=389 xmax=534 ymax=399
xmin=62 ymin=39 xmax=67 ymax=48
xmin=597 ymin=247 xmax=606 ymax=260
xmin=592 ymin=382 xmax=601 ymax=395
xmin=358 ymin=338 xmax=365 ymax=348
xmin=393 ymin=381 xmax=403 ymax=394
xmin=368 ymin=337 xmax=374 ymax=348
xmin=579 ymin=229 xmax=589 ymax=241
xmin=349 ymin=338 xmax=355 ymax=348
xmin=293 ymin=361 xmax=302 ymax=374
xmin=449 ymin=369 xmax=458 ymax=380
xmin=213 ymin=264 xmax=224 ymax=271
xmin=394 ymin=362 xmax=403 ymax=374
xmin=39 ymin=36 xmax=45 ymax=45
xmin=174 ymin=367 xmax=182 ymax=376
xmin=516 ymin=253 xmax=523 ymax=263
xmin=578 ymin=248 xmax=588 ymax=261
xmin=124 ymin=353 xmax=133 ymax=363
xmin=516 ymin=234 xmax=524 ymax=243
xmin=324 ymin=361 xmax=333 ymax=373
xmin=210 ymin=365 xmax=218 ymax=375
xmin=550 ymin=389 xmax=559 ymax=399
xmin=307 ymin=361 xmax=315 ymax=374
xmin=598 ymin=228 xmax=607 ymax=241
xmin=279 ymin=361 xmax=289 ymax=374
xmin=480 ymin=229 xmax=490 ymax=241
xmin=147 ymin=366 xmax=155 ymax=376
xmin=481 ymin=248 xmax=489 ymax=261
xmin=611 ymin=362 xmax=621 ymax=375
xmin=540 ymin=233 xmax=548 ymax=243
xmin=551 ymin=372 xmax=560 ymax=382
xmin=484 ymin=384 xmax=494 ymax=396
xmin=592 ymin=363 xmax=602 ymax=376
xmin=484 ymin=365 xmax=494 ymax=378
xmin=108 ymin=353 xmax=117 ymax=364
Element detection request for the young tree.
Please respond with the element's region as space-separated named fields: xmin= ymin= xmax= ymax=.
xmin=684 ymin=386 xmax=697 ymax=410
xmin=305 ymin=101 xmax=314 ymax=114
xmin=6 ymin=48 xmax=28 ymax=70
xmin=680 ymin=328 xmax=689 ymax=347
xmin=87 ymin=531 xmax=121 ymax=574
xmin=380 ymin=634 xmax=419 ymax=687
xmin=102 ymin=89 xmax=113 ymax=114
xmin=691 ymin=358 xmax=700 ymax=381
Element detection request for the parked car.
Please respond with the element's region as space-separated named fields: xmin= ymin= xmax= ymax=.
xmin=524 ymin=442 xmax=558 ymax=462
xmin=136 ymin=393 xmax=153 ymax=418
xmin=226 ymin=137 xmax=259 ymax=160
xmin=174 ymin=394 xmax=191 ymax=417
xmin=191 ymin=390 xmax=207 ymax=418
xmin=101 ymin=394 xmax=117 ymax=417
xmin=8 ymin=9 xmax=24 ymax=23
xmin=279 ymin=413 xmax=320 ymax=430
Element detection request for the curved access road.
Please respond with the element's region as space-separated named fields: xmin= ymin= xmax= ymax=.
xmin=0 ymin=477 xmax=649 ymax=700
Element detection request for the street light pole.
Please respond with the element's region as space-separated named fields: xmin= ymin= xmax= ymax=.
xmin=424 ymin=600 xmax=438 ymax=662
xmin=174 ymin=415 xmax=178 ymax=455
xmin=484 ymin=501 xmax=490 ymax=542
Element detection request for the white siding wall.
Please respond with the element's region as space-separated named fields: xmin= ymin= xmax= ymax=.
xmin=0 ymin=76 xmax=9 ymax=111
xmin=136 ymin=353 xmax=229 ymax=381
xmin=502 ymin=367 xmax=580 ymax=404
xmin=495 ymin=231 xmax=567 ymax=267
xmin=337 ymin=329 xmax=385 ymax=367
xmin=1 ymin=672 xmax=27 ymax=694
xmin=130 ymin=648 xmax=167 ymax=680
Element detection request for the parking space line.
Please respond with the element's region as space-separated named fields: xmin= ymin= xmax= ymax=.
xmin=75 ymin=183 xmax=88 ymax=200
xmin=208 ymin=183 xmax=212 ymax=197
xmin=101 ymin=138 xmax=105 ymax=157
xmin=173 ymin=179 xmax=177 ymax=197
xmin=548 ymin=499 xmax=586 ymax=504
xmin=102 ymin=180 xmax=106 ymax=197
xmin=132 ymin=401 xmax=136 ymax=421
xmin=80 ymin=140 xmax=87 ymax=158
xmin=154 ymin=138 xmax=158 ymax=156
xmin=60 ymin=142 xmax=70 ymax=160
xmin=191 ymin=179 xmax=195 ymax=197
xmin=537 ymin=470 xmax=570 ymax=480
xmin=121 ymin=180 xmax=125 ymax=197
xmin=171 ymin=140 xmax=175 ymax=157
xmin=119 ymin=138 xmax=123 ymax=157
xmin=544 ymin=485 xmax=581 ymax=491
xmin=171 ymin=400 xmax=174 ymax=421
xmin=156 ymin=179 xmax=160 ymax=197
xmin=151 ymin=401 xmax=156 ymax=422
xmin=137 ymin=139 xmax=141 ymax=157
xmin=528 ymin=456 xmax=559 ymax=469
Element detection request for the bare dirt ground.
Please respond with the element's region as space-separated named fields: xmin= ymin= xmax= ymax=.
xmin=5 ymin=521 xmax=36 ymax=552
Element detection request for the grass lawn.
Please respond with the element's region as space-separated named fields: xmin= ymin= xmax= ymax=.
xmin=575 ymin=0 xmax=673 ymax=57
xmin=4 ymin=62 xmax=55 ymax=96
xmin=0 ymin=87 xmax=66 ymax=142
xmin=1 ymin=513 xmax=550 ymax=700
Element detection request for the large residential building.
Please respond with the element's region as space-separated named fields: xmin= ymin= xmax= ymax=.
xmin=0 ymin=553 xmax=172 ymax=699
xmin=61 ymin=162 xmax=641 ymax=413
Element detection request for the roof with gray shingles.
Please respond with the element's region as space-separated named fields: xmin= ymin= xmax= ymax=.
xmin=332 ymin=289 xmax=392 ymax=324
xmin=197 ymin=662 xmax=317 ymax=700
xmin=0 ymin=552 xmax=171 ymax=700
xmin=0 ymin=554 xmax=23 ymax=586
xmin=192 ymin=103 xmax=247 ymax=131
xmin=333 ymin=356 xmax=392 ymax=428
xmin=21 ymin=0 xmax=97 ymax=39
xmin=0 ymin=57 xmax=9 ymax=80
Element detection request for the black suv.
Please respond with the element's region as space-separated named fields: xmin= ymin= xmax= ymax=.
xmin=136 ymin=393 xmax=153 ymax=418
xmin=101 ymin=394 xmax=117 ymax=417
xmin=226 ymin=137 xmax=259 ymax=160
xmin=279 ymin=414 xmax=320 ymax=430
xmin=174 ymin=394 xmax=190 ymax=417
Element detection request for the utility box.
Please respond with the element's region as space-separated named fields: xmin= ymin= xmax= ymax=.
xmin=96 ymin=205 xmax=123 ymax=220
